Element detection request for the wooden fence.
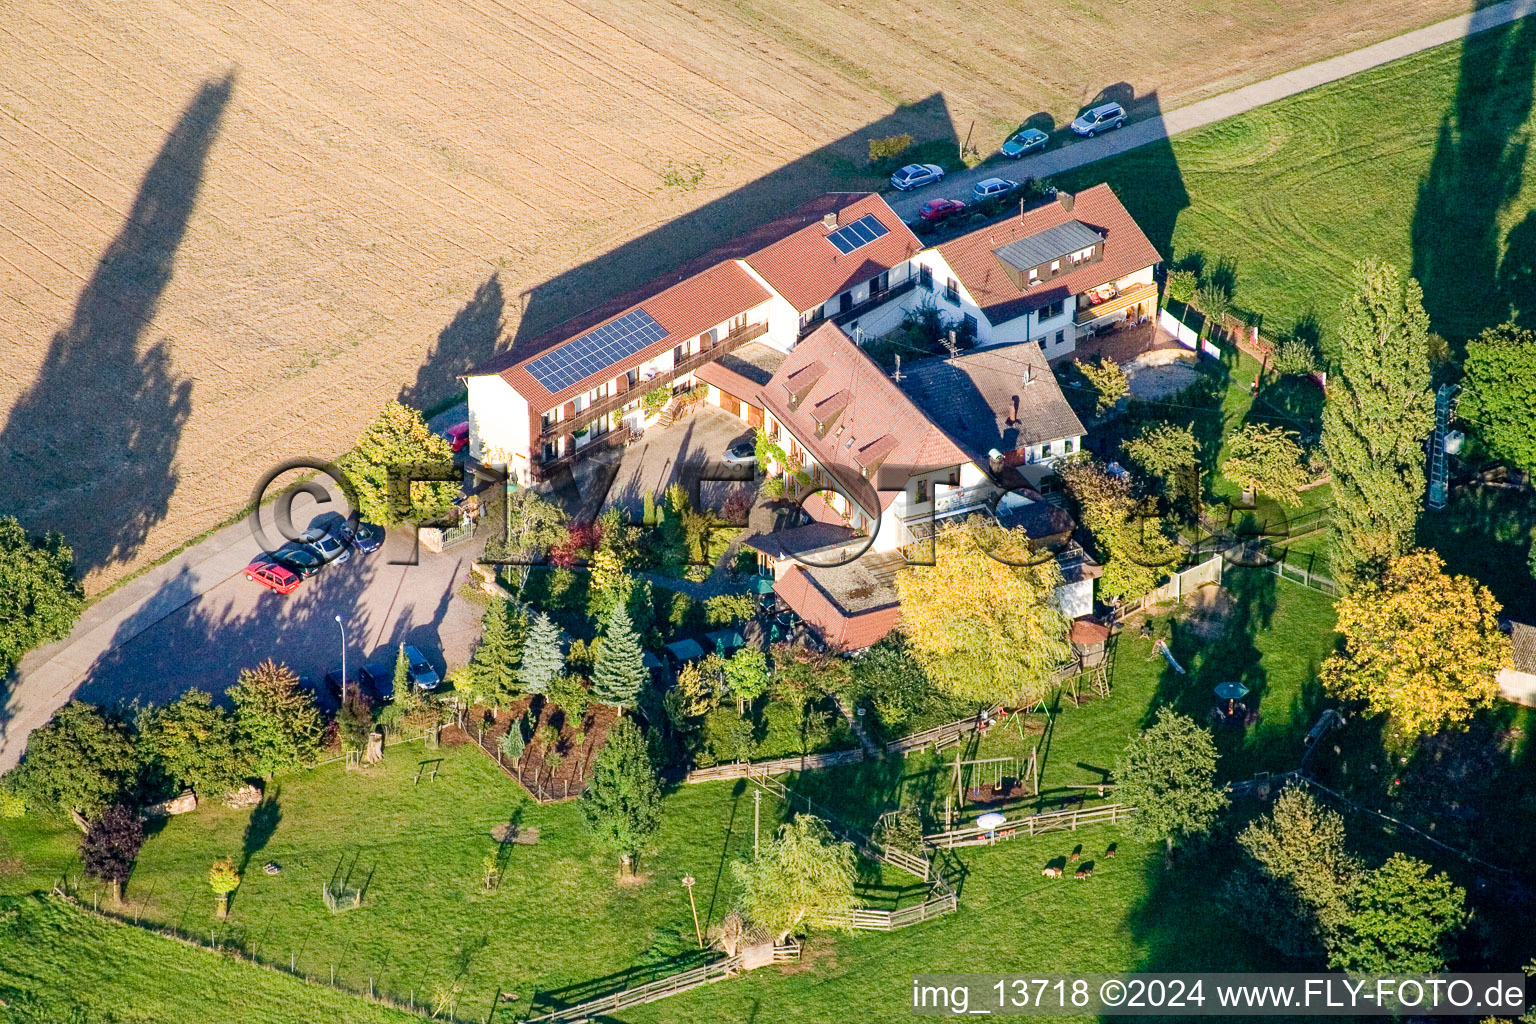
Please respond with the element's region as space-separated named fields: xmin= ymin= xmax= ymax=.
xmin=815 ymin=890 xmax=959 ymax=932
xmin=522 ymin=955 xmax=742 ymax=1024
xmin=465 ymin=721 xmax=585 ymax=803
xmin=682 ymin=707 xmax=1003 ymax=786
xmin=923 ymin=803 xmax=1134 ymax=849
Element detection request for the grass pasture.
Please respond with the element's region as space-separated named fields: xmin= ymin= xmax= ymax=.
xmin=1061 ymin=19 xmax=1536 ymax=351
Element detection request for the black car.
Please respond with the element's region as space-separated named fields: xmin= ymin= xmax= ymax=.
xmin=324 ymin=670 xmax=361 ymax=702
xmin=359 ymin=661 xmax=396 ymax=702
xmin=297 ymin=675 xmax=338 ymax=716
xmin=400 ymin=644 xmax=441 ymax=690
xmin=351 ymin=522 xmax=385 ymax=554
xmin=270 ymin=543 xmax=325 ymax=578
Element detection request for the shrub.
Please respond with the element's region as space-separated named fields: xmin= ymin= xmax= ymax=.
xmin=1073 ymin=357 xmax=1129 ymax=415
xmin=1272 ymin=340 xmax=1319 ymax=377
xmin=1165 ymin=269 xmax=1197 ymax=304
xmin=544 ymin=674 xmax=590 ymax=723
xmin=641 ymin=386 xmax=671 ymax=418
xmin=719 ymin=487 xmax=753 ymax=524
xmin=702 ymin=707 xmax=755 ymax=764
xmin=497 ymin=724 xmax=525 ymax=763
xmin=704 ymin=593 xmax=755 ymax=626
xmin=0 ymin=790 xmax=25 ymax=818
xmin=867 ymin=133 xmax=912 ymax=162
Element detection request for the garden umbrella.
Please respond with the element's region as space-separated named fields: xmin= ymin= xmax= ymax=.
xmin=1214 ymin=680 xmax=1249 ymax=715
xmin=754 ymin=576 xmax=776 ymax=595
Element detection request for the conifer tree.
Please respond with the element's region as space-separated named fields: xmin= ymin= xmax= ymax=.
xmin=1322 ymin=259 xmax=1434 ymax=589
xmin=518 ymin=612 xmax=564 ymax=695
xmin=591 ymin=602 xmax=646 ymax=713
xmin=469 ymin=600 xmax=525 ymax=706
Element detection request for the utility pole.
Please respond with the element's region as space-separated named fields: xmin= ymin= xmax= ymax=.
xmin=682 ymin=875 xmax=703 ymax=949
xmin=753 ymin=789 xmax=761 ymax=859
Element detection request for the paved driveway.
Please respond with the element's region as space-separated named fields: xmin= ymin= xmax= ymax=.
xmin=886 ymin=0 xmax=1536 ymax=220
xmin=605 ymin=405 xmax=756 ymax=518
xmin=1 ymin=489 xmax=484 ymax=771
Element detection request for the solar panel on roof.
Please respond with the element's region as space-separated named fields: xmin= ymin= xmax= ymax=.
xmin=524 ymin=308 xmax=668 ymax=393
xmin=826 ymin=214 xmax=890 ymax=255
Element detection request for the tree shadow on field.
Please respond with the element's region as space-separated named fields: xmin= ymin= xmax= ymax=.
xmin=1411 ymin=15 xmax=1536 ymax=336
xmin=402 ymin=272 xmax=505 ymax=409
xmin=1056 ymin=87 xmax=1190 ymax=264
xmin=0 ymin=74 xmax=232 ymax=579
xmin=485 ymin=94 xmax=960 ymax=366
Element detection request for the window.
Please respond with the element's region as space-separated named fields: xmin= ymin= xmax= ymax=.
xmin=944 ymin=278 xmax=959 ymax=303
xmin=1040 ymin=299 xmax=1064 ymax=320
xmin=1064 ymin=438 xmax=1075 ymax=453
xmin=1050 ymin=259 xmax=1060 ymax=275
xmin=1055 ymin=330 xmax=1065 ymax=346
xmin=541 ymin=409 xmax=558 ymax=431
xmin=1028 ymin=268 xmax=1039 ymax=285
xmin=919 ymin=265 xmax=933 ymax=289
xmin=542 ymin=440 xmax=557 ymax=461
xmin=1042 ymin=441 xmax=1053 ymax=458
xmin=872 ymin=270 xmax=889 ymax=293
xmin=961 ymin=314 xmax=978 ymax=339
xmin=915 ymin=478 xmax=929 ymax=504
xmin=625 ymin=368 xmax=639 ymax=389
xmin=672 ymin=344 xmax=685 ymax=364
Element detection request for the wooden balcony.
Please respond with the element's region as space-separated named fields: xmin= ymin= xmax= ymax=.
xmin=800 ymin=277 xmax=918 ymax=339
xmin=538 ymin=321 xmax=769 ymax=441
xmin=1074 ymin=280 xmax=1158 ymax=325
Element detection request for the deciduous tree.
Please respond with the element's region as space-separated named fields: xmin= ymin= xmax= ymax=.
xmin=1122 ymin=423 xmax=1200 ymax=482
xmin=1322 ymin=259 xmax=1434 ymax=589
xmin=1222 ymin=423 xmax=1308 ymax=506
xmin=591 ymin=602 xmax=645 ymax=712
xmin=732 ymin=814 xmax=857 ymax=942
xmin=1073 ymin=357 xmax=1129 ymax=415
xmin=1460 ymin=322 xmax=1536 ymax=472
xmin=1321 ymin=549 xmax=1508 ymax=736
xmin=722 ymin=648 xmax=770 ymax=712
xmin=1226 ymin=785 xmax=1360 ymax=954
xmin=895 ymin=518 xmax=1071 ymax=705
xmin=1060 ymin=459 xmax=1182 ymax=601
xmin=518 ymin=612 xmax=564 ymax=695
xmin=1329 ymin=854 xmax=1466 ymax=973
xmin=138 ymin=690 xmax=249 ymax=799
xmin=579 ymin=719 xmax=661 ymax=876
xmin=0 ymin=516 xmax=84 ymax=676
xmin=491 ymin=489 xmax=567 ymax=590
xmin=10 ymin=701 xmax=138 ymax=816
xmin=228 ymin=660 xmax=322 ymax=778
xmin=1115 ymin=708 xmax=1228 ymax=856
xmin=81 ymin=804 xmax=143 ymax=904
xmin=337 ymin=400 xmax=458 ymax=525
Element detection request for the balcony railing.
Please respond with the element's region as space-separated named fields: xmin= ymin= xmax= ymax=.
xmin=1074 ymin=280 xmax=1158 ymax=325
xmin=531 ymin=425 xmax=631 ymax=481
xmin=898 ymin=482 xmax=995 ymax=522
xmin=539 ymin=322 xmax=769 ymax=440
xmin=799 ymin=277 xmax=918 ymax=339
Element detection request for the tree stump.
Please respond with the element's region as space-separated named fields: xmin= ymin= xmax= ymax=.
xmin=364 ymin=732 xmax=384 ymax=765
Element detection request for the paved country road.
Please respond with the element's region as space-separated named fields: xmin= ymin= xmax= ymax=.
xmin=886 ymin=0 xmax=1536 ymax=220
xmin=3 ymin=0 xmax=1534 ymax=772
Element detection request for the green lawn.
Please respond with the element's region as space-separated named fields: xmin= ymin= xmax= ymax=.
xmin=0 ymin=896 xmax=420 ymax=1024
xmin=1059 ymin=21 xmax=1536 ymax=350
xmin=3 ymin=743 xmax=784 ymax=1019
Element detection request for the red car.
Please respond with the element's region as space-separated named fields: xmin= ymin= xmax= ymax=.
xmin=918 ymin=198 xmax=967 ymax=222
xmin=245 ymin=560 xmax=302 ymax=594
xmin=444 ymin=421 xmax=470 ymax=453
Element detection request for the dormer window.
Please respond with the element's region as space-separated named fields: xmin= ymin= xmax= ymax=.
xmin=1028 ymin=268 xmax=1039 ymax=285
xmin=1050 ymin=260 xmax=1060 ymax=275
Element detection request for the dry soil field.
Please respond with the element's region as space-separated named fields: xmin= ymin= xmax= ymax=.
xmin=0 ymin=0 xmax=1481 ymax=590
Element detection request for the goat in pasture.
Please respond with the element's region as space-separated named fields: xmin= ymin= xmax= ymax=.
xmin=1041 ymin=866 xmax=1063 ymax=879
xmin=1074 ymin=866 xmax=1092 ymax=880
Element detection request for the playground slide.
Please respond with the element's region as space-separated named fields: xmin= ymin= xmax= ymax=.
xmin=1154 ymin=639 xmax=1186 ymax=674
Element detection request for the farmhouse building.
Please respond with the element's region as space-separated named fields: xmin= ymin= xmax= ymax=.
xmin=842 ymin=183 xmax=1161 ymax=362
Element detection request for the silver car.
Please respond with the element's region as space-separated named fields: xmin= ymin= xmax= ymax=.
xmin=1071 ymin=102 xmax=1126 ymax=137
xmin=300 ymin=524 xmax=351 ymax=565
xmin=890 ymin=163 xmax=945 ymax=191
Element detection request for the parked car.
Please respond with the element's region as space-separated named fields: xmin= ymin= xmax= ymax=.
xmin=300 ymin=525 xmax=351 ymax=565
xmin=325 ymin=670 xmax=360 ymax=702
xmin=721 ymin=439 xmax=757 ymax=466
xmin=351 ymin=521 xmax=385 ymax=554
xmin=917 ymin=198 xmax=967 ymax=223
xmin=270 ymin=543 xmax=324 ymax=579
xmin=1000 ymin=128 xmax=1049 ymax=158
xmin=1070 ymin=102 xmax=1126 ymax=137
xmin=244 ymin=559 xmax=302 ymax=594
xmin=296 ymin=675 xmax=338 ymax=716
xmin=889 ymin=163 xmax=945 ymax=191
xmin=971 ymin=177 xmax=1021 ymax=202
xmin=401 ymin=644 xmax=441 ymax=690
xmin=443 ymin=421 xmax=469 ymax=453
xmin=359 ymin=661 xmax=396 ymax=702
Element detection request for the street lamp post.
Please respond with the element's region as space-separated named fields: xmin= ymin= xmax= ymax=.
xmin=682 ymin=875 xmax=702 ymax=949
xmin=334 ymin=614 xmax=347 ymax=702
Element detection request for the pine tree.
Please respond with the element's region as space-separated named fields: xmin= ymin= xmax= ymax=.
xmin=518 ymin=612 xmax=564 ymax=695
xmin=579 ymin=718 xmax=661 ymax=875
xmin=469 ymin=600 xmax=524 ymax=707
xmin=591 ymin=602 xmax=646 ymax=712
xmin=1322 ymin=259 xmax=1434 ymax=590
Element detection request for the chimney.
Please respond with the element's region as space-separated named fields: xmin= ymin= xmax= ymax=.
xmin=822 ymin=211 xmax=838 ymax=231
xmin=1056 ymin=190 xmax=1075 ymax=213
xmin=1007 ymin=395 xmax=1020 ymax=424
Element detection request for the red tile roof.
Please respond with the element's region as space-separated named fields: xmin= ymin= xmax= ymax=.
xmin=487 ymin=260 xmax=770 ymax=414
xmin=467 ymin=192 xmax=914 ymax=412
xmin=744 ymin=193 xmax=921 ymax=313
xmin=758 ymin=323 xmax=970 ymax=515
xmin=774 ymin=565 xmax=900 ymax=651
xmin=936 ymin=184 xmax=1161 ymax=326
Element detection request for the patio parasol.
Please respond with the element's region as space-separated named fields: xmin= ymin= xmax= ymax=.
xmin=1214 ymin=680 xmax=1250 ymax=715
xmin=976 ymin=811 xmax=1007 ymax=837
